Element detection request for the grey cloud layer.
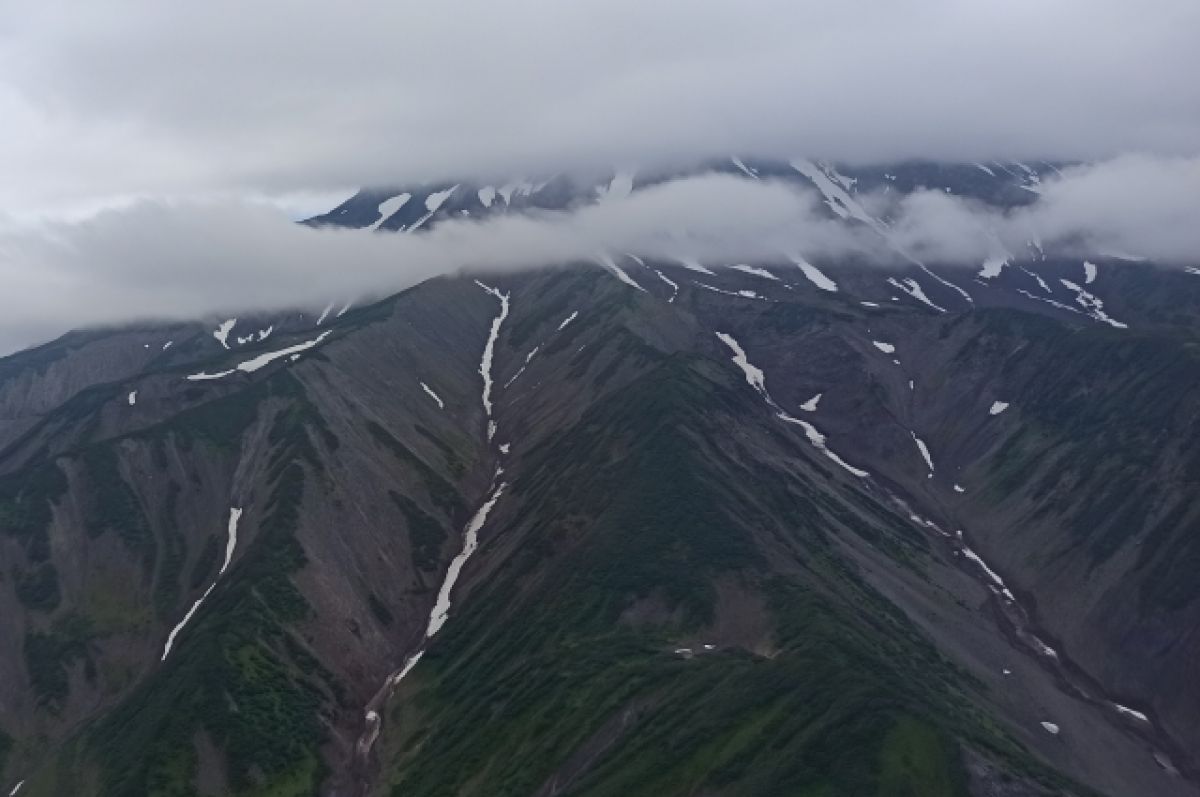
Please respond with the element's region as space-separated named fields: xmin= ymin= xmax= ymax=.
xmin=2 ymin=155 xmax=1198 ymax=354
xmin=2 ymin=0 xmax=1199 ymax=213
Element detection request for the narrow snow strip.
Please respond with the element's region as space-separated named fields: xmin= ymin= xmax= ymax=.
xmin=1040 ymin=722 xmax=1060 ymax=735
xmin=235 ymin=331 xmax=332 ymax=374
xmin=368 ymin=193 xmax=411 ymax=231
xmin=953 ymin=484 xmax=965 ymax=493
xmin=1185 ymin=267 xmax=1200 ymax=276
xmin=915 ymin=263 xmax=973 ymax=305
xmin=872 ymin=340 xmax=895 ymax=354
xmin=677 ymin=257 xmax=715 ymax=275
xmin=730 ymin=264 xmax=779 ymax=281
xmin=8 ymin=781 xmax=23 ymax=796
xmin=162 ymin=507 xmax=242 ymax=660
xmin=973 ymin=163 xmax=997 ymax=177
xmin=989 ymin=401 xmax=1009 ymax=415
xmin=1083 ymin=261 xmax=1098 ymax=284
xmin=407 ymin=185 xmax=459 ymax=232
xmin=475 ymin=280 xmax=511 ymax=418
xmin=186 ymin=369 xmax=235 ymax=381
xmin=1020 ymin=267 xmax=1053 ymax=293
xmin=598 ymin=255 xmax=646 ymax=291
xmin=163 ymin=340 xmax=174 ymax=350
xmin=426 ymin=480 xmax=507 ymax=637
xmin=715 ymin=333 xmax=867 ymax=478
xmin=316 ymin=302 xmax=335 ymax=325
xmin=128 ymin=391 xmax=137 ymax=406
xmin=1016 ymin=288 xmax=1081 ymax=314
xmin=730 ymin=157 xmax=759 ymax=178
xmin=694 ymin=282 xmax=766 ymax=301
xmin=715 ymin=333 xmax=767 ymax=395
xmin=790 ymin=158 xmax=877 ymax=227
xmin=777 ymin=412 xmax=870 ymax=478
xmin=336 ymin=301 xmax=353 ymax=317
xmin=860 ymin=301 xmax=880 ymax=308
xmin=258 ymin=326 xmax=273 ymax=342
xmin=961 ymin=546 xmax=1015 ymax=601
xmin=499 ymin=442 xmax=510 ymax=454
xmin=212 ymin=318 xmax=237 ymax=349
xmin=557 ymin=310 xmax=579 ymax=331
xmin=421 ymin=382 xmax=444 ymax=409
xmin=653 ymin=270 xmax=679 ymax=302
xmin=477 ymin=186 xmax=496 ymax=208
xmin=911 ymin=431 xmax=935 ymax=474
xmin=1060 ymin=279 xmax=1127 ymax=328
xmin=795 ymin=259 xmax=838 ymax=292
xmin=887 ymin=277 xmax=947 ymax=312
xmin=1113 ymin=704 xmax=1149 ymax=722
xmin=800 ymin=393 xmax=822 ymax=412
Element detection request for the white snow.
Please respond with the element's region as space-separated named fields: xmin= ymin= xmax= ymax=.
xmin=557 ymin=311 xmax=579 ymax=331
xmin=162 ymin=340 xmax=173 ymax=350
xmin=212 ymin=318 xmax=237 ymax=349
xmin=653 ymin=270 xmax=679 ymax=302
xmin=368 ymin=193 xmax=411 ymax=231
xmin=316 ymin=302 xmax=335 ymax=325
xmin=790 ymin=158 xmax=876 ymax=226
xmin=475 ymin=281 xmax=511 ymax=418
xmin=1113 ymin=704 xmax=1149 ymax=723
xmin=1016 ymin=288 xmax=1081 ymax=314
xmin=799 ymin=393 xmax=822 ymax=412
xmin=426 ymin=480 xmax=507 ymax=637
xmin=979 ymin=255 xmax=1008 ymax=279
xmin=715 ymin=333 xmax=767 ymax=396
xmin=795 ymin=258 xmax=838 ymax=292
xmin=1059 ymin=279 xmax=1127 ymax=328
xmin=598 ymin=255 xmax=645 ymax=291
xmin=872 ymin=340 xmax=895 ymax=354
xmin=161 ymin=507 xmax=242 ymax=660
xmin=730 ymin=264 xmax=779 ymax=281
xmin=235 ymin=331 xmax=332 ymax=374
xmin=778 ymin=412 xmax=870 ymax=478
xmin=973 ymin=163 xmax=996 ymax=177
xmin=860 ymin=301 xmax=880 ymax=308
xmin=499 ymin=442 xmax=510 ymax=455
xmin=911 ymin=431 xmax=935 ymax=475
xmin=961 ymin=546 xmax=1016 ymax=601
xmin=127 ymin=390 xmax=137 ymax=406
xmin=989 ymin=401 xmax=1009 ymax=415
xmin=730 ymin=157 xmax=759 ymax=178
xmin=714 ymin=332 xmax=867 ymax=479
xmin=1020 ymin=267 xmax=1053 ymax=293
xmin=886 ymin=277 xmax=947 ymax=312
xmin=1083 ymin=261 xmax=1098 ymax=284
xmin=1040 ymin=722 xmax=1060 ymax=735
xmin=477 ymin=186 xmax=496 ymax=208
xmin=1185 ymin=267 xmax=1200 ymax=276
xmin=676 ymin=257 xmax=715 ymax=275
xmin=258 ymin=326 xmax=273 ymax=342
xmin=186 ymin=369 xmax=235 ymax=381
xmin=421 ymin=382 xmax=444 ymax=409
xmin=694 ymin=282 xmax=766 ymax=301
xmin=8 ymin=782 xmax=23 ymax=796
xmin=953 ymin=484 xmax=965 ymax=493
xmin=336 ymin=301 xmax=353 ymax=318
xmin=407 ymin=185 xmax=459 ymax=232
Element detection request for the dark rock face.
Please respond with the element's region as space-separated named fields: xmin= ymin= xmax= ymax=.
xmin=1 ymin=160 xmax=1198 ymax=796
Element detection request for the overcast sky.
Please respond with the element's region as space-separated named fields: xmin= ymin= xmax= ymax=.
xmin=0 ymin=0 xmax=1198 ymax=352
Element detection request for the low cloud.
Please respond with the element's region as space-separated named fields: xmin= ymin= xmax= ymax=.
xmin=0 ymin=154 xmax=1198 ymax=354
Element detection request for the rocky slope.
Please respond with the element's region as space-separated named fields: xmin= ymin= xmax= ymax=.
xmin=1 ymin=160 xmax=1198 ymax=796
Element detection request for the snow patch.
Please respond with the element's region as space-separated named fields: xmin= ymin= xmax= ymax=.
xmin=795 ymin=258 xmax=838 ymax=292
xmin=979 ymin=255 xmax=1008 ymax=279
xmin=989 ymin=401 xmax=1009 ymax=415
xmin=887 ymin=277 xmax=946 ymax=312
xmin=1040 ymin=722 xmax=1060 ymax=735
xmin=426 ymin=480 xmax=507 ymax=637
xmin=557 ymin=310 xmax=579 ymax=331
xmin=407 ymin=185 xmax=459 ymax=232
xmin=477 ymin=186 xmax=496 ymax=208
xmin=1113 ymin=704 xmax=1149 ymax=723
xmin=715 ymin=333 xmax=767 ymax=396
xmin=961 ymin=545 xmax=1016 ymax=601
xmin=316 ymin=302 xmax=335 ymax=325
xmin=236 ymin=331 xmax=332 ymax=374
xmin=161 ymin=507 xmax=242 ymax=660
xmin=911 ymin=432 xmax=935 ymax=475
xmin=730 ymin=156 xmax=759 ymax=178
xmin=421 ymin=382 xmax=444 ymax=409
xmin=676 ymin=257 xmax=715 ymax=275
xmin=1083 ymin=261 xmax=1098 ymax=284
xmin=800 ymin=393 xmax=822 ymax=412
xmin=953 ymin=484 xmax=965 ymax=493
xmin=730 ymin=264 xmax=779 ymax=281
xmin=1060 ymin=279 xmax=1127 ymax=328
xmin=872 ymin=340 xmax=895 ymax=354
xmin=127 ymin=390 xmax=137 ymax=406
xmin=212 ymin=318 xmax=237 ymax=349
xmin=598 ymin=255 xmax=645 ymax=291
xmin=597 ymin=170 xmax=635 ymax=203
xmin=368 ymin=193 xmax=411 ymax=231
xmin=475 ymin=281 xmax=511 ymax=418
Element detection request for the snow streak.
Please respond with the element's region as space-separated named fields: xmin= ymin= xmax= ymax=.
xmin=161 ymin=507 xmax=242 ymax=661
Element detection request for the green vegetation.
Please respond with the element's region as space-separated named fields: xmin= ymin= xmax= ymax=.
xmin=24 ymin=614 xmax=94 ymax=712
xmin=367 ymin=421 xmax=465 ymax=519
xmin=389 ymin=490 xmax=448 ymax=573
xmin=15 ymin=562 xmax=62 ymax=611
xmin=0 ymin=459 xmax=68 ymax=563
xmin=80 ymin=444 xmax=155 ymax=568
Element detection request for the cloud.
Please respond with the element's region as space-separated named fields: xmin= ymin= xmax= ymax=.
xmin=1 ymin=0 xmax=1199 ymax=215
xmin=1 ymin=154 xmax=1198 ymax=354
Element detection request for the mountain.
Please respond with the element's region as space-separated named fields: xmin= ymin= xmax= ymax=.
xmin=1 ymin=159 xmax=1199 ymax=797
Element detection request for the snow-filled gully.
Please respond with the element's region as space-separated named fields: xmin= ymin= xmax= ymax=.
xmin=161 ymin=506 xmax=242 ymax=661
xmin=712 ymin=332 xmax=1181 ymax=773
xmin=355 ymin=280 xmax=513 ymax=770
